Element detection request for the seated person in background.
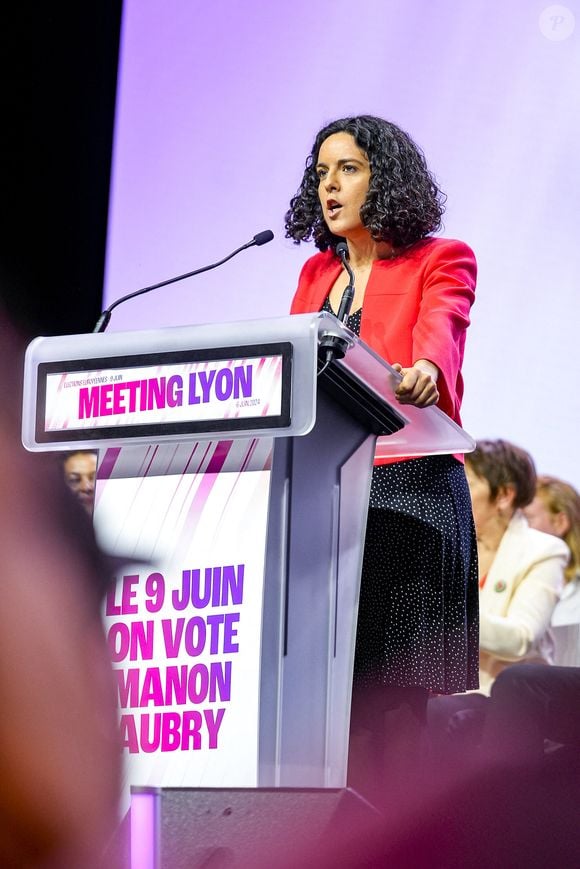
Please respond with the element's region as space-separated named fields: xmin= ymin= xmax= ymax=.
xmin=524 ymin=474 xmax=580 ymax=666
xmin=428 ymin=439 xmax=569 ymax=750
xmin=481 ymin=662 xmax=580 ymax=767
xmin=62 ymin=449 xmax=97 ymax=515
xmin=524 ymin=475 xmax=580 ymax=584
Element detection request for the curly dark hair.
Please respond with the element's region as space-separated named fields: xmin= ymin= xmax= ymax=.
xmin=466 ymin=439 xmax=537 ymax=510
xmin=284 ymin=115 xmax=446 ymax=252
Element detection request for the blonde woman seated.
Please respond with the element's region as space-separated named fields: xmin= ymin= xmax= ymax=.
xmin=428 ymin=440 xmax=569 ymax=750
xmin=525 ymin=475 xmax=580 ymax=665
xmin=524 ymin=475 xmax=580 ymax=584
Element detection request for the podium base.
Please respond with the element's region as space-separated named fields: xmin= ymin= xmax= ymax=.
xmin=111 ymin=786 xmax=381 ymax=869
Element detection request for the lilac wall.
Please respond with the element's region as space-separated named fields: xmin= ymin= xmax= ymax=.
xmin=105 ymin=0 xmax=580 ymax=486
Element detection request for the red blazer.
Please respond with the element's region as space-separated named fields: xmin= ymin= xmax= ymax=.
xmin=290 ymin=236 xmax=477 ymax=431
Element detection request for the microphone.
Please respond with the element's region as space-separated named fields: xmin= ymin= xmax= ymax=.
xmin=93 ymin=230 xmax=275 ymax=333
xmin=335 ymin=242 xmax=355 ymax=323
xmin=317 ymin=242 xmax=354 ymax=372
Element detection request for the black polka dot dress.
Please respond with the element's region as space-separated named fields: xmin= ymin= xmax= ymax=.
xmin=324 ymin=299 xmax=479 ymax=695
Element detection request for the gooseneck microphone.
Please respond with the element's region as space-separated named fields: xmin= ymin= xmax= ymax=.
xmin=93 ymin=230 xmax=275 ymax=333
xmin=335 ymin=242 xmax=355 ymax=323
xmin=318 ymin=241 xmax=356 ymax=373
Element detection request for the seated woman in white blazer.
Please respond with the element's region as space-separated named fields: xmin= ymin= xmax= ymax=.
xmin=428 ymin=439 xmax=569 ymax=751
xmin=467 ymin=440 xmax=570 ymax=695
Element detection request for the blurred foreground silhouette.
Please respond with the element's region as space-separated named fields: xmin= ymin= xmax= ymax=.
xmin=0 ymin=318 xmax=120 ymax=868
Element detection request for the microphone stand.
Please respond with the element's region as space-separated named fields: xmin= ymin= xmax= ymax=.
xmin=336 ymin=244 xmax=355 ymax=323
xmin=318 ymin=242 xmax=355 ymax=372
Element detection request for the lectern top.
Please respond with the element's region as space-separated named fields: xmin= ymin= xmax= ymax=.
xmin=22 ymin=312 xmax=474 ymax=456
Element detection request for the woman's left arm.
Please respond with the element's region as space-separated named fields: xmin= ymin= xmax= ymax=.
xmin=395 ymin=238 xmax=477 ymax=414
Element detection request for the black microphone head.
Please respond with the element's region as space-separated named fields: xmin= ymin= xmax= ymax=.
xmin=335 ymin=241 xmax=349 ymax=259
xmin=253 ymin=230 xmax=274 ymax=246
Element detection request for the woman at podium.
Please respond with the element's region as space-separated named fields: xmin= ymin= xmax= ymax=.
xmin=285 ymin=115 xmax=478 ymax=799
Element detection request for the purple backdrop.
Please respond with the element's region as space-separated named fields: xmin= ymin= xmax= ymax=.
xmin=104 ymin=0 xmax=580 ymax=486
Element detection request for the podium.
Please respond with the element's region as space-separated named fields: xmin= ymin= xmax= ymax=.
xmin=22 ymin=312 xmax=473 ymax=862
